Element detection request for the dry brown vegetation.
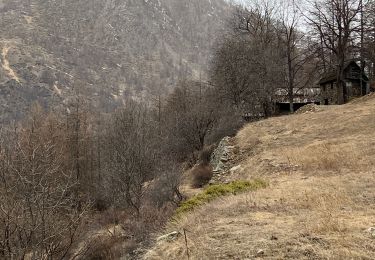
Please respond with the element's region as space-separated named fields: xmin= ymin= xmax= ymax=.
xmin=189 ymin=164 xmax=214 ymax=188
xmin=145 ymin=94 xmax=375 ymax=259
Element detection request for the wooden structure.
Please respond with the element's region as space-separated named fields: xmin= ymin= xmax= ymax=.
xmin=319 ymin=61 xmax=369 ymax=105
xmin=274 ymin=87 xmax=321 ymax=113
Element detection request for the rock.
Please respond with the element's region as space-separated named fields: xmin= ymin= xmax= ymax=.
xmin=230 ymin=165 xmax=243 ymax=174
xmin=157 ymin=231 xmax=180 ymax=242
xmin=220 ymin=156 xmax=229 ymax=162
xmin=256 ymin=249 xmax=265 ymax=256
xmin=366 ymin=227 xmax=375 ymax=238
xmin=210 ymin=136 xmax=236 ymax=174
xmin=367 ymin=227 xmax=375 ymax=232
xmin=213 ymin=161 xmax=226 ymax=173
xmin=270 ymin=235 xmax=278 ymax=240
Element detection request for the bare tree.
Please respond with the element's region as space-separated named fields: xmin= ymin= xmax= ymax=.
xmin=212 ymin=1 xmax=286 ymax=117
xmin=306 ymin=0 xmax=364 ymax=103
xmin=363 ymin=0 xmax=375 ymax=83
xmin=281 ymin=2 xmax=301 ymax=112
xmin=163 ymin=81 xmax=218 ymax=161
xmin=103 ymin=101 xmax=158 ymax=215
xmin=0 ymin=104 xmax=88 ymax=259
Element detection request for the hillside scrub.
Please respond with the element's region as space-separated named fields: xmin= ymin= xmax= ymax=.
xmin=0 ymin=80 xmax=246 ymax=258
xmin=0 ymin=100 xmax=178 ymax=258
xmin=161 ymin=80 xmax=245 ymax=163
xmin=0 ymin=104 xmax=90 ymax=259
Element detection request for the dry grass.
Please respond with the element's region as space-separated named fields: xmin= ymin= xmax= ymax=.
xmin=296 ymin=185 xmax=352 ymax=233
xmin=283 ymin=142 xmax=370 ymax=172
xmin=146 ymin=95 xmax=375 ymax=260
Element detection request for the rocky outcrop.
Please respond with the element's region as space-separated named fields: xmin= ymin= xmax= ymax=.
xmin=210 ymin=137 xmax=231 ymax=172
xmin=209 ymin=137 xmax=239 ymax=183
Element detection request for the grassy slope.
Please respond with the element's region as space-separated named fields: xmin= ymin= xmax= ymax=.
xmin=146 ymin=94 xmax=375 ymax=259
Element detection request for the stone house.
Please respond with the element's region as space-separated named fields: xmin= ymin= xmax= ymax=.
xmin=319 ymin=61 xmax=369 ymax=105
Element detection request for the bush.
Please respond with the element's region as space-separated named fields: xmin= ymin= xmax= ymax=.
xmin=190 ymin=164 xmax=213 ymax=188
xmin=84 ymin=237 xmax=117 ymax=260
xmin=84 ymin=204 xmax=175 ymax=259
xmin=175 ymin=179 xmax=268 ymax=216
xmin=94 ymin=197 xmax=111 ymax=212
xmin=84 ymin=236 xmax=131 ymax=260
xmin=206 ymin=108 xmax=245 ymax=144
xmin=199 ymin=145 xmax=216 ymax=165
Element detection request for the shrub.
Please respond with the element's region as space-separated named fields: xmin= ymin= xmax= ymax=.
xmin=84 ymin=236 xmax=128 ymax=260
xmin=94 ymin=197 xmax=111 ymax=212
xmin=190 ymin=164 xmax=213 ymax=188
xmin=199 ymin=145 xmax=216 ymax=164
xmin=175 ymin=179 xmax=268 ymax=216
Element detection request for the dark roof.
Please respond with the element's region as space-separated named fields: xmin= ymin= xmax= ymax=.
xmin=319 ymin=60 xmax=369 ymax=85
xmin=318 ymin=73 xmax=337 ymax=84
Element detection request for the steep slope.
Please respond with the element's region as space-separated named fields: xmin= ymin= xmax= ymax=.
xmin=0 ymin=0 xmax=231 ymax=122
xmin=146 ymin=95 xmax=375 ymax=259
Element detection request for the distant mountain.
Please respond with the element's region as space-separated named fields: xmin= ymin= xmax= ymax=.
xmin=0 ymin=0 xmax=232 ymax=122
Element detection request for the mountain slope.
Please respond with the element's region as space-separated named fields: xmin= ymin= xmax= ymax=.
xmin=0 ymin=0 xmax=231 ymax=122
xmin=146 ymin=94 xmax=375 ymax=259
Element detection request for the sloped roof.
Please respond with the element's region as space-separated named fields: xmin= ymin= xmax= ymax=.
xmin=319 ymin=61 xmax=369 ymax=85
xmin=274 ymin=87 xmax=321 ymax=103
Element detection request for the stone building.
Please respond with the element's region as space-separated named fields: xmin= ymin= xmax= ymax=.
xmin=319 ymin=61 xmax=369 ymax=105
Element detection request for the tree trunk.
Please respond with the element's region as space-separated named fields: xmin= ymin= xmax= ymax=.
xmin=288 ymin=65 xmax=294 ymax=112
xmin=337 ymin=54 xmax=347 ymax=104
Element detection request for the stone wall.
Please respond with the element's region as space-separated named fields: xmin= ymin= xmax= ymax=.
xmin=320 ymin=82 xmax=339 ymax=105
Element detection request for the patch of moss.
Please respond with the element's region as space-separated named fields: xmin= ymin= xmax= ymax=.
xmin=175 ymin=179 xmax=268 ymax=216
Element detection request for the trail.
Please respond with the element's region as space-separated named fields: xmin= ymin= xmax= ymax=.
xmin=2 ymin=45 xmax=20 ymax=83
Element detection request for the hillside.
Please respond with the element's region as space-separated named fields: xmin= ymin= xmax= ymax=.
xmin=0 ymin=0 xmax=231 ymax=122
xmin=146 ymin=94 xmax=375 ymax=259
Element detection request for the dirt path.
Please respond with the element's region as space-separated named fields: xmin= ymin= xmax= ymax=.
xmin=2 ymin=45 xmax=20 ymax=83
